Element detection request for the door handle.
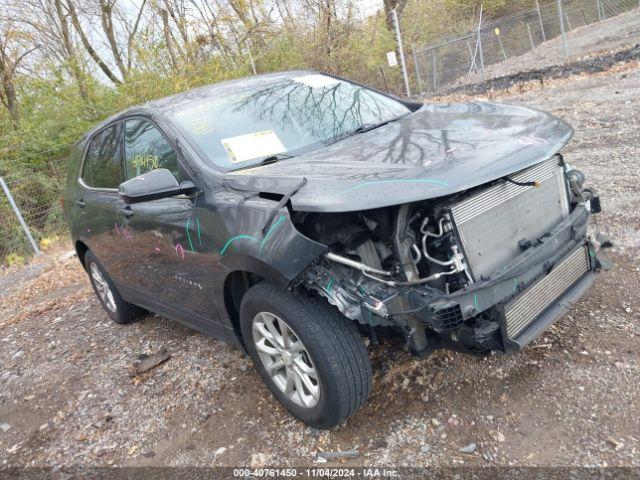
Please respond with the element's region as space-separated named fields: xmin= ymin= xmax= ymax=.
xmin=74 ymin=199 xmax=86 ymax=208
xmin=120 ymin=207 xmax=134 ymax=218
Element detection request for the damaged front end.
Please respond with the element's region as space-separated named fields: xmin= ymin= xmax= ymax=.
xmin=294 ymin=155 xmax=611 ymax=355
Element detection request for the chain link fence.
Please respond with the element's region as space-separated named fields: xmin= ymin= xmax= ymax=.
xmin=0 ymin=165 xmax=67 ymax=266
xmin=411 ymin=0 xmax=639 ymax=95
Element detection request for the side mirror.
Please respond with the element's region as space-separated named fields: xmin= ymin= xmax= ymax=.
xmin=118 ymin=169 xmax=198 ymax=203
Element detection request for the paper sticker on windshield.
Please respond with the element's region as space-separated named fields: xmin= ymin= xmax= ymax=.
xmin=221 ymin=130 xmax=286 ymax=163
xmin=294 ymin=74 xmax=340 ymax=89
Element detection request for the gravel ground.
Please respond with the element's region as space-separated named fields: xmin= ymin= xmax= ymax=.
xmin=1 ymin=60 xmax=639 ymax=471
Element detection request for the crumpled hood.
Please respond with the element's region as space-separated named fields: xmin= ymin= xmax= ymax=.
xmin=224 ymin=102 xmax=573 ymax=212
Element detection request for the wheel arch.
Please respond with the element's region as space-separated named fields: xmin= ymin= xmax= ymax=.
xmin=75 ymin=240 xmax=89 ymax=270
xmin=222 ymin=261 xmax=294 ymax=350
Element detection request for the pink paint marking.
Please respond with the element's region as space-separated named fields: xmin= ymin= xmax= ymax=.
xmin=175 ymin=244 xmax=185 ymax=259
xmin=154 ymin=247 xmax=161 ymax=253
xmin=122 ymin=226 xmax=132 ymax=241
xmin=114 ymin=223 xmax=121 ymax=236
xmin=445 ymin=147 xmax=457 ymax=154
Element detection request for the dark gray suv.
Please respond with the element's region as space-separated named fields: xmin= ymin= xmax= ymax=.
xmin=63 ymin=71 xmax=610 ymax=428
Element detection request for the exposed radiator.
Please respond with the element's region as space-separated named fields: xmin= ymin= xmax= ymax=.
xmin=449 ymin=157 xmax=569 ymax=281
xmin=504 ymin=246 xmax=590 ymax=339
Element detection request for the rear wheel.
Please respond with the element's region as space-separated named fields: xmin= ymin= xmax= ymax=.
xmin=84 ymin=250 xmax=144 ymax=324
xmin=240 ymin=282 xmax=372 ymax=429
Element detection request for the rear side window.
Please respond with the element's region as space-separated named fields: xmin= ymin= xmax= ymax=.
xmin=124 ymin=119 xmax=180 ymax=180
xmin=82 ymin=124 xmax=123 ymax=189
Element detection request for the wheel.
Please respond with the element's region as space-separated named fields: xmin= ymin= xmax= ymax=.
xmin=84 ymin=250 xmax=145 ymax=324
xmin=240 ymin=282 xmax=372 ymax=429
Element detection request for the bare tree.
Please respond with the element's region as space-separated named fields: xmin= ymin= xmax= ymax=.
xmin=53 ymin=0 xmax=89 ymax=101
xmin=0 ymin=19 xmax=39 ymax=129
xmin=161 ymin=8 xmax=179 ymax=69
xmin=65 ymin=0 xmax=122 ymax=84
xmin=382 ymin=0 xmax=408 ymax=31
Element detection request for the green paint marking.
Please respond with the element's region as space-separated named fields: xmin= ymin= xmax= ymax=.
xmin=196 ymin=217 xmax=202 ymax=246
xmin=259 ymin=215 xmax=287 ymax=254
xmin=220 ymin=214 xmax=286 ymax=258
xmin=186 ymin=217 xmax=195 ymax=253
xmin=474 ymin=293 xmax=480 ymax=312
xmin=513 ymin=278 xmax=519 ymax=292
xmin=326 ymin=278 xmax=335 ymax=292
xmin=333 ymin=179 xmax=449 ymax=197
xmin=220 ymin=234 xmax=259 ymax=256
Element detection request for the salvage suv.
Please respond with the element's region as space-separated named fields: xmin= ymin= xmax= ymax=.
xmin=63 ymin=71 xmax=610 ymax=428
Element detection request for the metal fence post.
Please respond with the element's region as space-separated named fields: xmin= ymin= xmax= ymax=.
xmin=536 ymin=0 xmax=547 ymax=41
xmin=392 ymin=9 xmax=411 ymax=97
xmin=557 ymin=0 xmax=568 ymax=58
xmin=596 ymin=0 xmax=603 ymax=20
xmin=527 ymin=23 xmax=536 ymax=50
xmin=466 ymin=39 xmax=477 ymax=74
xmin=246 ymin=41 xmax=257 ymax=75
xmin=411 ymin=45 xmax=423 ymax=95
xmin=477 ymin=30 xmax=485 ymax=81
xmin=432 ymin=50 xmax=437 ymax=92
xmin=0 ymin=176 xmax=41 ymax=256
xmin=497 ymin=31 xmax=507 ymax=61
xmin=564 ymin=12 xmax=573 ymax=31
xmin=378 ymin=66 xmax=390 ymax=93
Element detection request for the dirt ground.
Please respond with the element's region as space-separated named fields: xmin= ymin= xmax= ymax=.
xmin=2 ymin=50 xmax=640 ymax=473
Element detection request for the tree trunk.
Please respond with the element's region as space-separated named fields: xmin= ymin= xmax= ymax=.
xmin=383 ymin=0 xmax=408 ymax=31
xmin=54 ymin=0 xmax=89 ymax=102
xmin=65 ymin=0 xmax=122 ymax=85
xmin=161 ymin=9 xmax=179 ymax=70
xmin=3 ymin=78 xmax=20 ymax=130
xmin=99 ymin=0 xmax=128 ymax=80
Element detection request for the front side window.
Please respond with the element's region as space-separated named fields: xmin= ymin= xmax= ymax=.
xmin=168 ymin=73 xmax=411 ymax=171
xmin=82 ymin=124 xmax=122 ymax=189
xmin=124 ymin=119 xmax=180 ymax=180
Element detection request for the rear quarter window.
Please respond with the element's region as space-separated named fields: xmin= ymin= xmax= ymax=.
xmin=81 ymin=124 xmax=123 ymax=189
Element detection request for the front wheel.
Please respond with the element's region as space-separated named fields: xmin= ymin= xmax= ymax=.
xmin=240 ymin=282 xmax=372 ymax=429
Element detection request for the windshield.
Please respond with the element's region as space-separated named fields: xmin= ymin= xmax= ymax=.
xmin=168 ymin=74 xmax=411 ymax=171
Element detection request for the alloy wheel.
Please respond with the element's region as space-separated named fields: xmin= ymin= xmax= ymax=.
xmin=89 ymin=262 xmax=117 ymax=313
xmin=252 ymin=311 xmax=320 ymax=408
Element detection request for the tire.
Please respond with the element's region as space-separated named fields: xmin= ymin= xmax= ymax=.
xmin=84 ymin=250 xmax=145 ymax=324
xmin=240 ymin=282 xmax=372 ymax=429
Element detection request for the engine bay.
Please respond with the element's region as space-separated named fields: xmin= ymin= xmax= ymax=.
xmin=292 ymin=156 xmax=601 ymax=355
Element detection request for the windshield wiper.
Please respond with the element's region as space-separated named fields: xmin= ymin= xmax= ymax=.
xmin=231 ymin=153 xmax=295 ymax=172
xmin=326 ymin=115 xmax=407 ymax=146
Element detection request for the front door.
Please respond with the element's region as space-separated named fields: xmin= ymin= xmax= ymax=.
xmin=114 ymin=118 xmax=223 ymax=324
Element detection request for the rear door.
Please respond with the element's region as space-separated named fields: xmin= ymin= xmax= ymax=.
xmin=115 ymin=117 xmax=222 ymax=323
xmin=72 ymin=123 xmax=128 ymax=275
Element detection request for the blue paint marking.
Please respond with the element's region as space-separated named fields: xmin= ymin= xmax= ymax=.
xmin=513 ymin=278 xmax=519 ymax=292
xmin=474 ymin=293 xmax=480 ymax=312
xmin=220 ymin=234 xmax=259 ymax=256
xmin=259 ymin=215 xmax=287 ymax=254
xmin=333 ymin=179 xmax=449 ymax=197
